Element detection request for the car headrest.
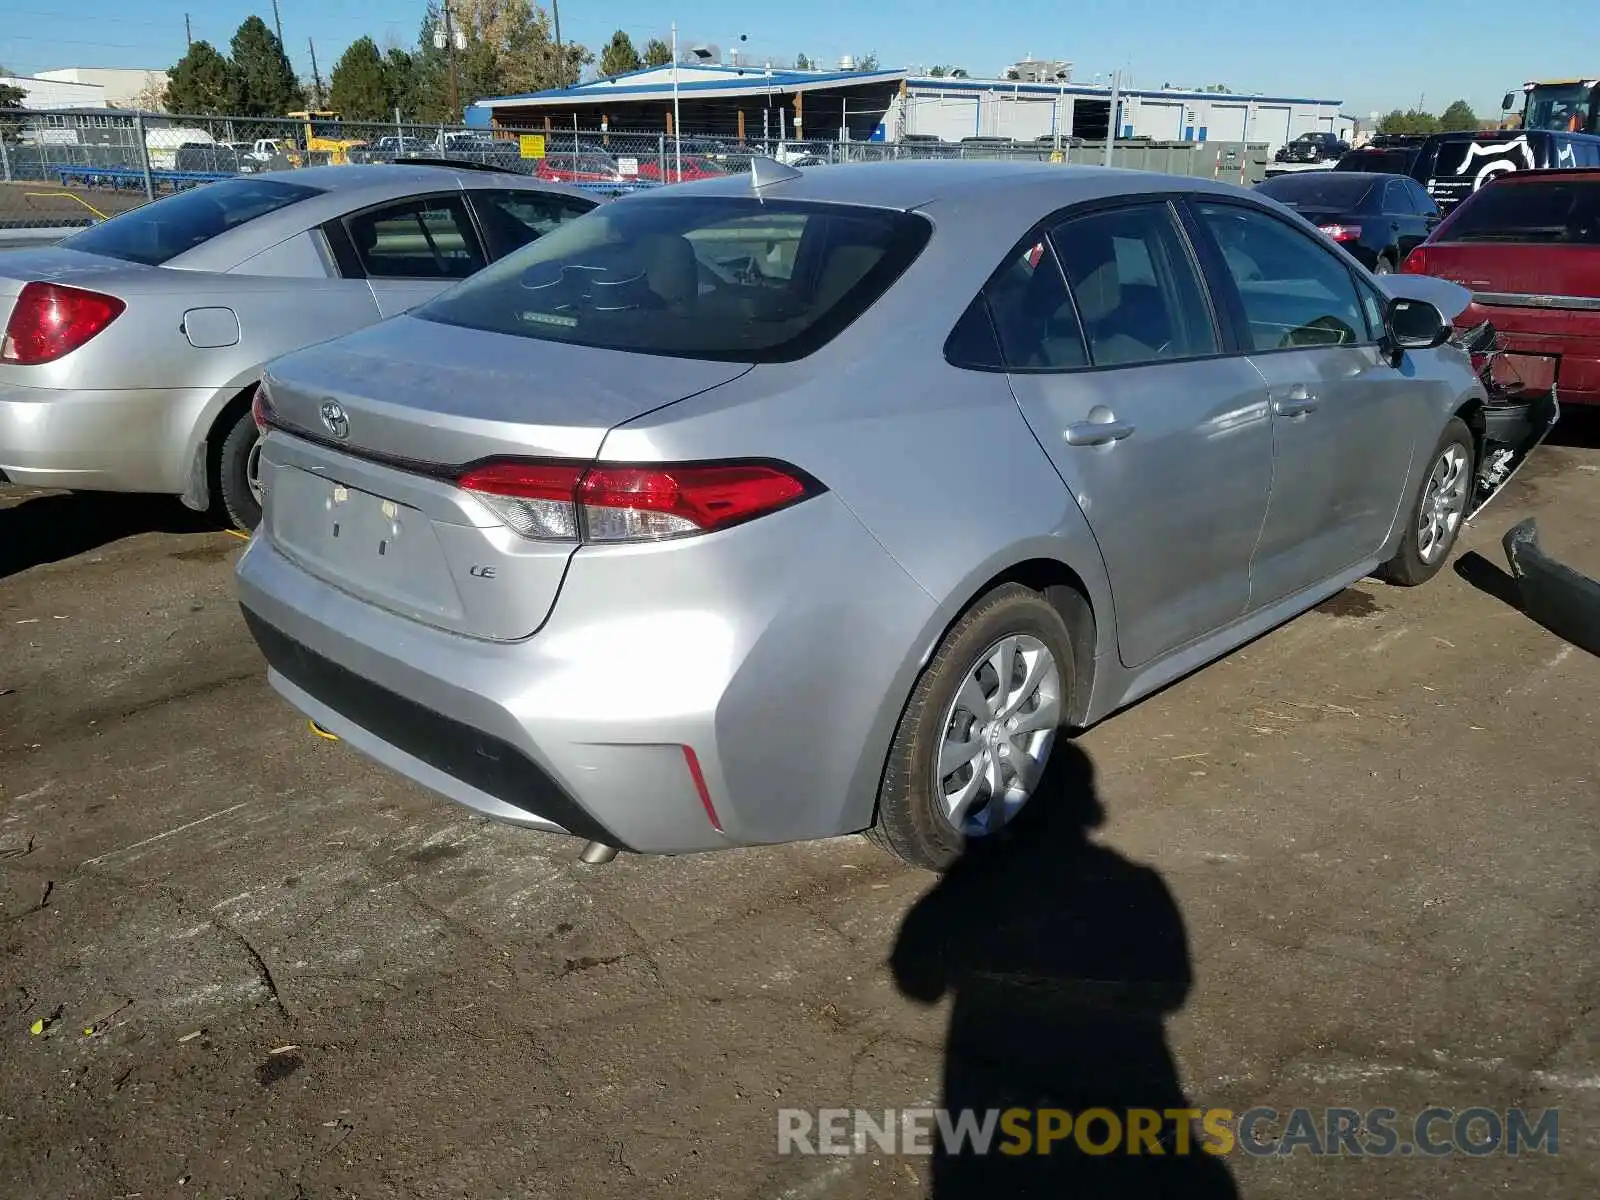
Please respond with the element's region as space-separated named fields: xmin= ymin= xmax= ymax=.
xmin=639 ymin=233 xmax=699 ymax=306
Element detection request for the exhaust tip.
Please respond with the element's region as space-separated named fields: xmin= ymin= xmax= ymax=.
xmin=578 ymin=840 xmax=619 ymax=865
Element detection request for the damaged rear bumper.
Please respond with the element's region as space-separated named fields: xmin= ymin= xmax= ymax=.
xmin=1503 ymin=519 xmax=1600 ymax=656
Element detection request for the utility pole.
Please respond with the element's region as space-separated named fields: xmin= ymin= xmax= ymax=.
xmin=271 ymin=0 xmax=285 ymax=49
xmin=1103 ymin=69 xmax=1121 ymax=166
xmin=308 ymin=38 xmax=323 ymax=109
xmin=185 ymin=13 xmax=192 ymax=48
xmin=442 ymin=4 xmax=461 ymax=121
xmin=551 ymin=0 xmax=565 ymax=87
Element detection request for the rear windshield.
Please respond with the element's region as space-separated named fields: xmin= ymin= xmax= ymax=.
xmin=415 ymin=196 xmax=932 ymax=362
xmin=60 ymin=178 xmax=320 ymax=266
xmin=1334 ymin=149 xmax=1415 ymax=175
xmin=1258 ymin=174 xmax=1375 ymax=208
xmin=1444 ymin=179 xmax=1600 ymax=243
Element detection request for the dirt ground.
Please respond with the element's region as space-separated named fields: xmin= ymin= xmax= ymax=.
xmin=2 ymin=418 xmax=1598 ymax=1199
xmin=0 ymin=180 xmax=150 ymax=225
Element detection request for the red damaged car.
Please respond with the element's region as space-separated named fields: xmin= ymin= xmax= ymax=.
xmin=1402 ymin=169 xmax=1600 ymax=406
xmin=634 ymin=155 xmax=729 ymax=184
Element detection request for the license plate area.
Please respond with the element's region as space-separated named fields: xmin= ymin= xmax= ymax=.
xmin=269 ymin=467 xmax=466 ymax=623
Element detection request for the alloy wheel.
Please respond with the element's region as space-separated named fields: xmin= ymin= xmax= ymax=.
xmin=245 ymin=436 xmax=264 ymax=506
xmin=935 ymin=634 xmax=1061 ymax=837
xmin=1418 ymin=443 xmax=1469 ymax=564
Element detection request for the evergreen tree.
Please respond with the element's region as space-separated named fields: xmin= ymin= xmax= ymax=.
xmin=643 ymin=39 xmax=673 ymax=68
xmin=599 ymin=31 xmax=641 ymax=77
xmin=329 ymin=37 xmax=391 ymax=121
xmin=163 ymin=40 xmax=237 ymax=115
xmin=229 ymin=15 xmax=301 ymax=115
xmin=795 ymin=53 xmax=811 ymax=70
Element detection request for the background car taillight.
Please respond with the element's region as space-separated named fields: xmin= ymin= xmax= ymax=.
xmin=1318 ymin=223 xmax=1361 ymax=243
xmin=456 ymin=460 xmax=819 ymax=543
xmin=1401 ymin=247 xmax=1428 ymax=274
xmin=1 ymin=282 xmax=126 ymax=365
xmin=251 ymin=381 xmax=274 ymax=430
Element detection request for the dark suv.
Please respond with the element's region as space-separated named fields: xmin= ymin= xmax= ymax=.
xmin=1275 ymin=131 xmax=1351 ymax=164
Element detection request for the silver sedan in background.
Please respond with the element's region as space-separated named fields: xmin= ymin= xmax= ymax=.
xmin=239 ymin=159 xmax=1500 ymax=871
xmin=0 ymin=163 xmax=597 ymax=529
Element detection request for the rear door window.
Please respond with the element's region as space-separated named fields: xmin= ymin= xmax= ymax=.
xmin=59 ymin=177 xmax=321 ymax=266
xmin=1050 ymin=203 xmax=1219 ymax=366
xmin=1406 ymin=179 xmax=1440 ymax=217
xmin=1385 ymin=180 xmax=1417 ymax=214
xmin=344 ymin=195 xmax=487 ymax=279
xmin=415 ymin=197 xmax=932 ymax=362
xmin=1441 ymin=180 xmax=1600 ymax=243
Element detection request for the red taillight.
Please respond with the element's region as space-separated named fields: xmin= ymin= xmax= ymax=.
xmin=456 ymin=460 xmax=816 ymax=543
xmin=1 ymin=282 xmax=125 ymax=364
xmin=1318 ymin=223 xmax=1361 ymax=243
xmin=251 ymin=383 xmax=273 ymax=430
xmin=1401 ymin=247 xmax=1428 ymax=274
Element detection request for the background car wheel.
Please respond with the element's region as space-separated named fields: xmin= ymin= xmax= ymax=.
xmin=1377 ymin=416 xmax=1474 ymax=586
xmin=1373 ymin=255 xmax=1394 ymax=275
xmin=869 ymin=583 xmax=1075 ymax=872
xmin=216 ymin=406 xmax=263 ymax=533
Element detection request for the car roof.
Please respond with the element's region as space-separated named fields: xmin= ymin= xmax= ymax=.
xmin=165 ymin=165 xmax=593 ymax=272
xmin=1266 ymin=171 xmax=1396 ymax=184
xmin=1486 ymin=167 xmax=1600 ymax=183
xmin=621 ymin=158 xmax=1244 ymax=213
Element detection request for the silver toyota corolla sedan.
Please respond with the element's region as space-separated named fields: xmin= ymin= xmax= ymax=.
xmin=237 ymin=159 xmax=1494 ymax=871
xmin=0 ymin=164 xmax=597 ymax=529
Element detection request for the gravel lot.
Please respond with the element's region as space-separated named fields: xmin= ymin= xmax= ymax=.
xmin=2 ymin=418 xmax=1597 ymax=1199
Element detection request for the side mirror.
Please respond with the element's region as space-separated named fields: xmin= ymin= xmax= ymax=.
xmin=1501 ymin=92 xmax=1516 ymax=112
xmin=1385 ymin=296 xmax=1453 ymax=351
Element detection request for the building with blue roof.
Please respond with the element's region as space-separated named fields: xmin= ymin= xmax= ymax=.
xmin=465 ymin=62 xmax=1348 ymax=154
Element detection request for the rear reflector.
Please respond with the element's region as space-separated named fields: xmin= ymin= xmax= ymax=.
xmin=681 ymin=745 xmax=722 ymax=832
xmin=1 ymin=282 xmax=125 ymax=365
xmin=457 ymin=460 xmax=817 ymax=544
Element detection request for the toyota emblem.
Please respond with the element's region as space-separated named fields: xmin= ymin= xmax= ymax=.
xmin=320 ymin=400 xmax=350 ymax=440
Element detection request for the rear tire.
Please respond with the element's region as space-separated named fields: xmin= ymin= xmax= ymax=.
xmin=869 ymin=584 xmax=1075 ymax=872
xmin=1378 ymin=417 xmax=1474 ymax=586
xmin=215 ymin=406 xmax=263 ymax=533
xmin=1373 ymin=254 xmax=1394 ymax=275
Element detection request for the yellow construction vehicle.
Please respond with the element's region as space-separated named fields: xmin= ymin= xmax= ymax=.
xmin=287 ymin=111 xmax=367 ymax=165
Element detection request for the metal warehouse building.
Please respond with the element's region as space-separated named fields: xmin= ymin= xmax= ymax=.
xmin=467 ymin=64 xmax=1348 ymax=154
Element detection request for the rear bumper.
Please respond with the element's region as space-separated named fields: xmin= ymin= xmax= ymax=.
xmin=0 ymin=381 xmax=211 ymax=493
xmin=235 ymin=493 xmax=937 ymax=854
xmin=1460 ymin=305 xmax=1600 ymax=407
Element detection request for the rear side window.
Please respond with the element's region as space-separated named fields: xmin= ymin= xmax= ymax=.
xmin=415 ymin=197 xmax=932 ymax=363
xmin=1050 ymin=203 xmax=1218 ymax=365
xmin=1406 ymin=179 xmax=1439 ymax=217
xmin=1442 ymin=180 xmax=1600 ymax=243
xmin=60 ymin=178 xmax=320 ymax=266
xmin=982 ymin=239 xmax=1088 ymax=370
xmin=345 ymin=195 xmax=486 ymax=279
xmin=471 ymin=189 xmax=595 ymax=257
xmin=1384 ymin=181 xmax=1417 ymax=214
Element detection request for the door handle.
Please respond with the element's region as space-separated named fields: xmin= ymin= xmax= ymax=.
xmin=1064 ymin=418 xmax=1136 ymax=446
xmin=1273 ymin=387 xmax=1319 ymax=417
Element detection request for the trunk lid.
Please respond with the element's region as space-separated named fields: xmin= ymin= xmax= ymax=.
xmin=0 ymin=246 xmax=157 ymax=342
xmin=1413 ymin=242 xmax=1600 ymax=304
xmin=259 ymin=314 xmax=751 ymax=641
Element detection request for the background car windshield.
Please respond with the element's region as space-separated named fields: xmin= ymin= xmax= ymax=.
xmin=1445 ymin=180 xmax=1600 ymax=243
xmin=61 ymin=178 xmax=320 ymax=266
xmin=1523 ymin=84 xmax=1592 ymax=132
xmin=1259 ymin=175 xmax=1375 ymax=208
xmin=415 ymin=197 xmax=932 ymax=362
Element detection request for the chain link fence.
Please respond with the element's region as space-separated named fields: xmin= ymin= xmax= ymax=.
xmin=0 ymin=107 xmax=1269 ymax=233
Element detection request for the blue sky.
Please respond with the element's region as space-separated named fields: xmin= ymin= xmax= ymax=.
xmin=2 ymin=0 xmax=1589 ymax=119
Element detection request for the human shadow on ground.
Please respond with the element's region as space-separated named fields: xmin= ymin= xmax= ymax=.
xmin=891 ymin=740 xmax=1238 ymax=1199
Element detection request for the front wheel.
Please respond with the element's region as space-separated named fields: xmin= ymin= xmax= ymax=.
xmin=1378 ymin=417 xmax=1474 ymax=586
xmin=215 ymin=407 xmax=263 ymax=532
xmin=869 ymin=584 xmax=1075 ymax=872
